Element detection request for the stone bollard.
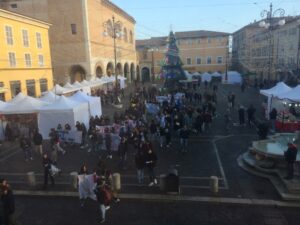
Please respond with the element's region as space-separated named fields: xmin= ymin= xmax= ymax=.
xmin=27 ymin=172 xmax=36 ymax=187
xmin=112 ymin=173 xmax=121 ymax=191
xmin=70 ymin=172 xmax=78 ymax=189
xmin=159 ymin=174 xmax=167 ymax=192
xmin=210 ymin=176 xmax=219 ymax=194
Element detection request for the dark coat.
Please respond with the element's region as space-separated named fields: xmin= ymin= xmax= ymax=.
xmin=94 ymin=186 xmax=105 ymax=204
xmin=284 ymin=145 xmax=298 ymax=163
xmin=135 ymin=152 xmax=146 ymax=169
xmin=179 ymin=129 xmax=189 ymax=139
xmin=33 ymin=132 xmax=43 ymax=145
xmin=145 ymin=152 xmax=157 ymax=169
xmin=2 ymin=189 xmax=15 ymax=215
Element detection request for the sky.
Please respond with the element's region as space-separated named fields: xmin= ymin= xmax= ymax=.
xmin=111 ymin=0 xmax=300 ymax=40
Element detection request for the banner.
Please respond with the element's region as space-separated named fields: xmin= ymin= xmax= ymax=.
xmin=57 ymin=130 xmax=82 ymax=144
xmin=78 ymin=174 xmax=96 ymax=200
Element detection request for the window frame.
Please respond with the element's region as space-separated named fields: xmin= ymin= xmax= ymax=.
xmin=8 ymin=52 xmax=16 ymax=67
xmin=38 ymin=54 xmax=44 ymax=67
xmin=22 ymin=29 xmax=29 ymax=47
xmin=186 ymin=57 xmax=192 ymax=65
xmin=36 ymin=32 xmax=42 ymax=49
xmin=24 ymin=53 xmax=32 ymax=67
xmin=5 ymin=25 xmax=13 ymax=45
xmin=206 ymin=56 xmax=212 ymax=64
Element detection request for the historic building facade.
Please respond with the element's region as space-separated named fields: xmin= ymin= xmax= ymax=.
xmin=136 ymin=30 xmax=230 ymax=81
xmin=0 ymin=9 xmax=53 ymax=101
xmin=232 ymin=16 xmax=300 ymax=81
xmin=0 ymin=0 xmax=138 ymax=84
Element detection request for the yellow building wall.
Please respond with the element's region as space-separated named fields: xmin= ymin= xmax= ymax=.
xmin=0 ymin=9 xmax=53 ymax=101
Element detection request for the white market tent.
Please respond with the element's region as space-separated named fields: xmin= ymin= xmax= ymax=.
xmin=38 ymin=96 xmax=89 ymax=138
xmin=80 ymin=80 xmax=90 ymax=86
xmin=211 ymin=72 xmax=222 ymax=77
xmin=69 ymin=91 xmax=102 ymax=117
xmin=40 ymin=91 xmax=59 ymax=103
xmin=259 ymin=82 xmax=292 ymax=118
xmin=51 ymin=84 xmax=74 ymax=95
xmin=222 ymin=71 xmax=242 ymax=84
xmin=2 ymin=95 xmax=49 ymax=114
xmin=201 ymin=72 xmax=212 ymax=82
xmin=64 ymin=83 xmax=75 ymax=89
xmin=9 ymin=92 xmax=26 ymax=104
xmin=117 ymin=76 xmax=127 ymax=89
xmin=260 ymin=82 xmax=292 ymax=97
xmin=277 ymin=85 xmax=300 ymax=102
xmin=193 ymin=72 xmax=201 ymax=76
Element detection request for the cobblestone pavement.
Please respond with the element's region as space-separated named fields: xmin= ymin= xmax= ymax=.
xmin=14 ymin=196 xmax=300 ymax=225
xmin=0 ymin=83 xmax=281 ymax=200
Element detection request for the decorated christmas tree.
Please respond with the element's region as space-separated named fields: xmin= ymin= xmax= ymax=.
xmin=162 ymin=31 xmax=186 ymax=90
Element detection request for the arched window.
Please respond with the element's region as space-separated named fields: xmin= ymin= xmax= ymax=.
xmin=123 ymin=28 xmax=128 ymax=42
xmin=129 ymin=30 xmax=133 ymax=44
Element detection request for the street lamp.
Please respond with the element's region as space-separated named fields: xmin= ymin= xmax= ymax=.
xmin=296 ymin=19 xmax=300 ymax=79
xmin=148 ymin=47 xmax=159 ymax=82
xmin=259 ymin=3 xmax=285 ymax=82
xmin=103 ymin=16 xmax=123 ymax=106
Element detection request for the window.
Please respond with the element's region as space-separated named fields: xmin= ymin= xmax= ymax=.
xmin=207 ymin=37 xmax=211 ymax=44
xmin=129 ymin=31 xmax=133 ymax=43
xmin=10 ymin=80 xmax=21 ymax=98
xmin=40 ymin=79 xmax=48 ymax=93
xmin=10 ymin=4 xmax=17 ymax=8
xmin=22 ymin=29 xmax=29 ymax=47
xmin=197 ymin=39 xmax=201 ymax=44
xmin=186 ymin=58 xmax=192 ymax=65
xmin=143 ymin=51 xmax=148 ymax=60
xmin=8 ymin=52 xmax=16 ymax=67
xmin=196 ymin=57 xmax=201 ymax=65
xmin=187 ymin=39 xmax=193 ymax=45
xmin=36 ymin=32 xmax=42 ymax=48
xmin=123 ymin=28 xmax=128 ymax=42
xmin=38 ymin=55 xmax=44 ymax=67
xmin=217 ymin=56 xmax=223 ymax=64
xmin=71 ymin=24 xmax=77 ymax=35
xmin=177 ymin=40 xmax=181 ymax=45
xmin=218 ymin=37 xmax=223 ymax=42
xmin=5 ymin=26 xmax=13 ymax=45
xmin=207 ymin=56 xmax=212 ymax=64
xmin=25 ymin=53 xmax=31 ymax=67
xmin=26 ymin=79 xmax=36 ymax=97
xmin=0 ymin=82 xmax=5 ymax=101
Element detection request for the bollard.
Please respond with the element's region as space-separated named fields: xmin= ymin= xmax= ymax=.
xmin=112 ymin=173 xmax=121 ymax=191
xmin=70 ymin=172 xmax=78 ymax=189
xmin=210 ymin=176 xmax=219 ymax=194
xmin=159 ymin=174 xmax=167 ymax=192
xmin=27 ymin=172 xmax=36 ymax=187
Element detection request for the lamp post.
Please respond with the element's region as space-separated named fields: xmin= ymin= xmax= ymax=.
xmin=297 ymin=19 xmax=300 ymax=79
xmin=103 ymin=16 xmax=123 ymax=106
xmin=148 ymin=47 xmax=159 ymax=82
xmin=259 ymin=3 xmax=285 ymax=82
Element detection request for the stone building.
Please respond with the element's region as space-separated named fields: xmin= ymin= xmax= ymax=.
xmin=232 ymin=16 xmax=300 ymax=81
xmin=136 ymin=30 xmax=230 ymax=82
xmin=0 ymin=9 xmax=53 ymax=101
xmin=0 ymin=0 xmax=138 ymax=84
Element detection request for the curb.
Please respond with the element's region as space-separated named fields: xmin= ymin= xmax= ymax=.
xmin=14 ymin=190 xmax=300 ymax=208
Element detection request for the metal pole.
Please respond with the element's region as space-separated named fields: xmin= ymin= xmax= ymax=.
xmin=151 ymin=50 xmax=154 ymax=82
xmin=297 ymin=24 xmax=300 ymax=77
xmin=112 ymin=16 xmax=119 ymax=105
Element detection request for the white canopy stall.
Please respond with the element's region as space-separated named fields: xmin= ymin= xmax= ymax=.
xmin=69 ymin=91 xmax=102 ymax=117
xmin=38 ymin=96 xmax=89 ymax=138
xmin=222 ymin=71 xmax=242 ymax=84
xmin=260 ymin=82 xmax=292 ymax=118
xmin=201 ymin=72 xmax=212 ymax=82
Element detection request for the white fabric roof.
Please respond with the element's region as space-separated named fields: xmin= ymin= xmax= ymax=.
xmin=0 ymin=100 xmax=11 ymax=111
xmin=277 ymin=85 xmax=300 ymax=102
xmin=40 ymin=91 xmax=59 ymax=103
xmin=69 ymin=91 xmax=102 ymax=116
xmin=9 ymin=92 xmax=26 ymax=104
xmin=201 ymin=72 xmax=212 ymax=82
xmin=72 ymin=81 xmax=82 ymax=88
xmin=39 ymin=95 xmax=82 ymax=111
xmin=260 ymin=82 xmax=292 ymax=97
xmin=2 ymin=95 xmax=49 ymax=114
xmin=64 ymin=82 xmax=74 ymax=89
xmin=51 ymin=84 xmax=74 ymax=95
xmin=211 ymin=72 xmax=222 ymax=77
xmin=81 ymin=80 xmax=90 ymax=86
xmin=222 ymin=71 xmax=242 ymax=84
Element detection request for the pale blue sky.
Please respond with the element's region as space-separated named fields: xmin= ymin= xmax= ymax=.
xmin=111 ymin=0 xmax=300 ymax=40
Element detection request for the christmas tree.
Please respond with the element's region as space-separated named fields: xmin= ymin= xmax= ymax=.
xmin=162 ymin=31 xmax=186 ymax=90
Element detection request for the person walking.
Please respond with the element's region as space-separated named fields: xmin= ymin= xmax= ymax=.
xmin=20 ymin=135 xmax=33 ymax=161
xmin=94 ymin=179 xmax=108 ymax=224
xmin=1 ymin=182 xmax=18 ymax=225
xmin=145 ymin=149 xmax=158 ymax=187
xmin=269 ymin=108 xmax=277 ymax=133
xmin=33 ymin=129 xmax=43 ymax=156
xmin=135 ymin=150 xmax=146 ymax=185
xmin=42 ymin=153 xmax=54 ymax=190
xmin=238 ymin=105 xmax=245 ymax=125
xmin=224 ymin=109 xmax=231 ymax=132
xmin=179 ymin=126 xmax=189 ymax=153
xmin=247 ymin=104 xmax=256 ymax=127
xmin=78 ymin=165 xmax=88 ymax=207
xmin=284 ymin=143 xmax=298 ymax=180
xmin=49 ymin=128 xmax=66 ymax=155
xmin=118 ymin=137 xmax=128 ymax=170
xmin=105 ymin=131 xmax=112 ymax=159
